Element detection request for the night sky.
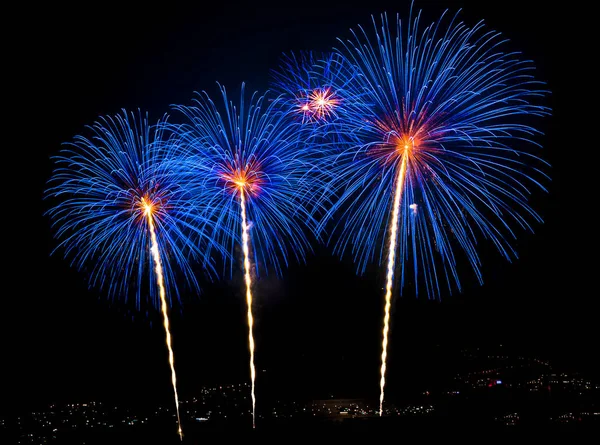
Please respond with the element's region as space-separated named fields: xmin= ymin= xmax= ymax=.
xmin=8 ymin=0 xmax=590 ymax=415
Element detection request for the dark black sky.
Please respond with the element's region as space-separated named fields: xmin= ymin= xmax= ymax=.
xmin=7 ymin=0 xmax=590 ymax=414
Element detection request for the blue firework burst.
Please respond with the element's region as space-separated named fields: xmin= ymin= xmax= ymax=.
xmin=46 ymin=110 xmax=219 ymax=308
xmin=318 ymin=10 xmax=551 ymax=298
xmin=270 ymin=51 xmax=351 ymax=125
xmin=166 ymin=83 xmax=324 ymax=278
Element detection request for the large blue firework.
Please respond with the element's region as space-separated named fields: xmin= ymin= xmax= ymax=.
xmin=46 ymin=110 xmax=219 ymax=308
xmin=166 ymin=83 xmax=322 ymax=277
xmin=318 ymin=10 xmax=551 ymax=298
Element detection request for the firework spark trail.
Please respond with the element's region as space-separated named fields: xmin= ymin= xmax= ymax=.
xmin=143 ymin=199 xmax=183 ymax=440
xmin=379 ymin=153 xmax=408 ymax=417
xmin=239 ymin=188 xmax=257 ymax=428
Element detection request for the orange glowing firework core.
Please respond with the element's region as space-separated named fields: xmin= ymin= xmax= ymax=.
xmin=379 ymin=144 xmax=409 ymax=417
xmin=393 ymin=135 xmax=419 ymax=160
xmin=141 ymin=197 xmax=183 ymax=440
xmin=238 ymin=187 xmax=257 ymax=428
xmin=222 ymin=167 xmax=263 ymax=197
xmin=310 ymin=88 xmax=338 ymax=119
xmin=299 ymin=87 xmax=339 ymax=120
xmin=367 ymin=120 xmax=427 ymax=168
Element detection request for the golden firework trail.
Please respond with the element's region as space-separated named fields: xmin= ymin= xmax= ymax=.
xmin=239 ymin=188 xmax=257 ymax=428
xmin=143 ymin=198 xmax=183 ymax=440
xmin=379 ymin=151 xmax=408 ymax=417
